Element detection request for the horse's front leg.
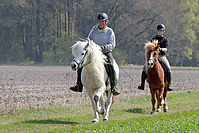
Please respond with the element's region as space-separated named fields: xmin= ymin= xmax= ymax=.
xmin=94 ymin=86 xmax=106 ymax=112
xmin=103 ymin=89 xmax=113 ymax=121
xmin=156 ymin=86 xmax=164 ymax=112
xmin=150 ymin=88 xmax=156 ymax=114
xmin=156 ymin=90 xmax=161 ymax=112
xmin=99 ymin=95 xmax=105 ymax=115
xmin=88 ymin=94 xmax=99 ymax=123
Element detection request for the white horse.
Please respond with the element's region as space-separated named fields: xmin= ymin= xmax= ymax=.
xmin=70 ymin=40 xmax=119 ymax=123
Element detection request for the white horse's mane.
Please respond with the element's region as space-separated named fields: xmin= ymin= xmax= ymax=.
xmin=71 ymin=40 xmax=106 ymax=64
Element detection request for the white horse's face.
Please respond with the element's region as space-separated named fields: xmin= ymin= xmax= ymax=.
xmin=71 ymin=48 xmax=88 ymax=71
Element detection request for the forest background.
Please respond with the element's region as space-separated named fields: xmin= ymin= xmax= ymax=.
xmin=0 ymin=0 xmax=198 ymax=66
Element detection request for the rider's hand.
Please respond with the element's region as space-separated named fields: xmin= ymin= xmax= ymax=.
xmin=100 ymin=46 xmax=105 ymax=50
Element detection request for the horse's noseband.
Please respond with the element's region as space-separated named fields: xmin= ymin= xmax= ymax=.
xmin=148 ymin=59 xmax=157 ymax=65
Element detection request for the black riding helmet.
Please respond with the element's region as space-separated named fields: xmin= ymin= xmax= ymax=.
xmin=156 ymin=24 xmax=165 ymax=30
xmin=97 ymin=13 xmax=108 ymax=21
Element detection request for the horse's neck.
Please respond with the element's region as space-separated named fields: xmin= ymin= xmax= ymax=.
xmin=147 ymin=61 xmax=165 ymax=87
xmin=83 ymin=58 xmax=107 ymax=83
xmin=84 ymin=57 xmax=105 ymax=71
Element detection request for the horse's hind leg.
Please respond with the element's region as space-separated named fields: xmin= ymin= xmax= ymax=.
xmin=163 ymin=85 xmax=168 ymax=112
xmin=103 ymin=89 xmax=113 ymax=121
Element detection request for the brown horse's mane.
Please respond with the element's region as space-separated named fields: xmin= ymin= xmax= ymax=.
xmin=145 ymin=40 xmax=158 ymax=61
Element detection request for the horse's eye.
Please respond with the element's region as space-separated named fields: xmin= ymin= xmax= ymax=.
xmin=81 ymin=53 xmax=85 ymax=55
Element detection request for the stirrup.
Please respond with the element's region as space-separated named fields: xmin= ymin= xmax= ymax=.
xmin=167 ymin=84 xmax=173 ymax=91
xmin=112 ymin=87 xmax=120 ymax=96
xmin=138 ymin=84 xmax=144 ymax=90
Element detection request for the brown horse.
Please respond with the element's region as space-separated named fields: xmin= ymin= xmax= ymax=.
xmin=145 ymin=40 xmax=168 ymax=114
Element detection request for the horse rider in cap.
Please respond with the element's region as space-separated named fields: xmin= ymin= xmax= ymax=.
xmin=138 ymin=23 xmax=173 ymax=91
xmin=70 ymin=12 xmax=120 ymax=96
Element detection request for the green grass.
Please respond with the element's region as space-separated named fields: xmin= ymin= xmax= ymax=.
xmin=0 ymin=91 xmax=198 ymax=133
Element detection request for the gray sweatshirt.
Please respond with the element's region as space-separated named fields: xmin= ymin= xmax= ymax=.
xmin=88 ymin=25 xmax=116 ymax=53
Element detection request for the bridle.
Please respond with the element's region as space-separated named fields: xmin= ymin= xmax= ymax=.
xmin=73 ymin=49 xmax=91 ymax=68
xmin=148 ymin=50 xmax=158 ymax=67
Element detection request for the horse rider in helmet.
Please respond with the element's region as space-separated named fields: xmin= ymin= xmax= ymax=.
xmin=70 ymin=12 xmax=120 ymax=96
xmin=138 ymin=23 xmax=173 ymax=91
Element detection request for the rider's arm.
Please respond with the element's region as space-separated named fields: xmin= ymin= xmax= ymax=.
xmin=160 ymin=48 xmax=167 ymax=52
xmin=104 ymin=29 xmax=116 ymax=50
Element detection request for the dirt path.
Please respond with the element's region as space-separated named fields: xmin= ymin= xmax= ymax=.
xmin=0 ymin=65 xmax=198 ymax=113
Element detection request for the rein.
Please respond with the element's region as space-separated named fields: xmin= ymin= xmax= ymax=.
xmin=81 ymin=60 xmax=91 ymax=67
xmin=80 ymin=50 xmax=92 ymax=67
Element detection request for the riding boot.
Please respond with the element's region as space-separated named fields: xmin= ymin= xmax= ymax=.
xmin=138 ymin=71 xmax=147 ymax=90
xmin=109 ymin=64 xmax=120 ymax=96
xmin=70 ymin=68 xmax=83 ymax=92
xmin=167 ymin=72 xmax=173 ymax=91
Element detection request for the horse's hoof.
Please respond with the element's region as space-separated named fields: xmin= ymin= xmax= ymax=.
xmin=103 ymin=118 xmax=108 ymax=121
xmin=92 ymin=118 xmax=99 ymax=123
xmin=151 ymin=111 xmax=156 ymax=114
xmin=156 ymin=109 xmax=161 ymax=112
xmin=103 ymin=117 xmax=108 ymax=121
xmin=92 ymin=120 xmax=98 ymax=123
xmin=163 ymin=106 xmax=168 ymax=112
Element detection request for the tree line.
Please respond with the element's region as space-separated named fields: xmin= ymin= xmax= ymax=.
xmin=0 ymin=0 xmax=198 ymax=66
